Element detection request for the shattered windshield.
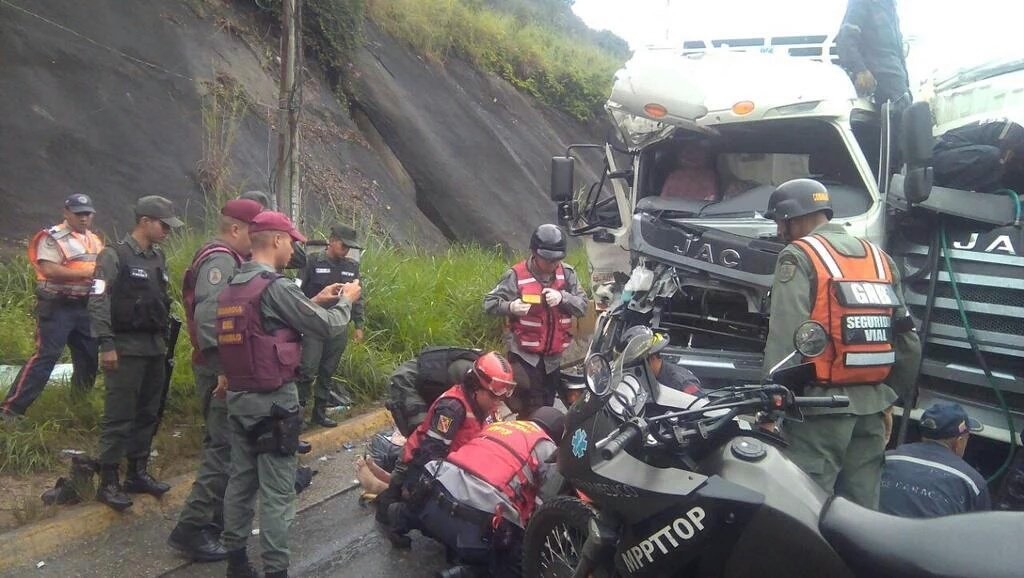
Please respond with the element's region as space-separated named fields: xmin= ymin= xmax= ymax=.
xmin=635 ymin=118 xmax=873 ymax=219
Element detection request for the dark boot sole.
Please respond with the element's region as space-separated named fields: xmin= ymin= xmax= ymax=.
xmin=98 ymin=498 xmax=133 ymax=512
xmin=123 ymin=484 xmax=170 ymax=497
xmin=167 ymin=537 xmax=228 ymax=562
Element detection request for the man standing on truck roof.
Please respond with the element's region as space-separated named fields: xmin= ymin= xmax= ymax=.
xmin=762 ymin=178 xmax=921 ymax=509
xmin=837 ymin=0 xmax=911 ymax=109
xmin=483 ymin=224 xmax=588 ymax=418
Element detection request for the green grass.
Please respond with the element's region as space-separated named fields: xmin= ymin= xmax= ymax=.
xmin=0 ymin=223 xmax=589 ymax=475
xmin=365 ymin=0 xmax=627 ymax=120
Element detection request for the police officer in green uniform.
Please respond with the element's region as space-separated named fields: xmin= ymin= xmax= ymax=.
xmin=167 ymin=199 xmax=263 ymax=561
xmin=89 ymin=195 xmax=184 ymax=511
xmin=217 ymin=211 xmax=361 ymax=578
xmin=298 ymin=224 xmax=365 ymax=426
xmin=763 ymin=179 xmax=921 ymax=509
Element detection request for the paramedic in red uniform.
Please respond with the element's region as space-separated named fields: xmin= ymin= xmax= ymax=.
xmin=417 ymin=407 xmax=565 ymax=578
xmin=376 ymin=352 xmax=515 ymax=548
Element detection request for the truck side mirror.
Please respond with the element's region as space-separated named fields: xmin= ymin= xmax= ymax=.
xmin=551 ymin=156 xmax=575 ymax=202
xmin=900 ymin=102 xmax=934 ymax=204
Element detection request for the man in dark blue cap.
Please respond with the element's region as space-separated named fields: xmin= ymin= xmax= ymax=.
xmin=2 ymin=194 xmax=103 ymax=420
xmin=880 ymin=402 xmax=991 ymax=517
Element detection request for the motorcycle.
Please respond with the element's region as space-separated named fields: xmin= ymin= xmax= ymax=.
xmin=523 ymin=322 xmax=1022 ymax=578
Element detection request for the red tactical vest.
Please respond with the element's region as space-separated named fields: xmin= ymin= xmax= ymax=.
xmin=402 ymin=385 xmax=487 ymax=463
xmin=792 ymin=234 xmax=898 ymax=386
xmin=183 ymin=241 xmax=242 ymax=364
xmin=510 ymin=261 xmax=574 ymax=356
xmin=216 ymin=272 xmax=301 ymax=392
xmin=446 ymin=420 xmax=551 ymax=524
xmin=28 ymin=223 xmax=102 ymax=298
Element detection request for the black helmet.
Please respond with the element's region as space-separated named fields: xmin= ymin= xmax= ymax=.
xmin=530 ymin=224 xmax=567 ymax=261
xmin=239 ymin=190 xmax=273 ymax=210
xmin=763 ymin=178 xmax=833 ymax=221
xmin=530 ymin=406 xmax=566 ymax=440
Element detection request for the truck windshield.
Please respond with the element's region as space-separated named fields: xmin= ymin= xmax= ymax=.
xmin=635 ymin=118 xmax=873 ymax=219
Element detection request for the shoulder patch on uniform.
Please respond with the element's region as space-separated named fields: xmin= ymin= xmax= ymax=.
xmin=435 ymin=415 xmax=453 ymax=434
xmin=208 ymin=267 xmax=223 ymax=285
xmin=777 ymin=259 xmax=797 ymax=283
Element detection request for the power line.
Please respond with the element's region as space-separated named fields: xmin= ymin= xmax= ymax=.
xmin=0 ymin=0 xmax=194 ymax=81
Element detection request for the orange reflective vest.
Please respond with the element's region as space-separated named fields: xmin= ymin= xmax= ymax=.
xmin=27 ymin=223 xmax=102 ymax=298
xmin=446 ymin=420 xmax=551 ymax=525
xmin=792 ymin=234 xmax=898 ymax=386
xmin=510 ymin=261 xmax=574 ymax=356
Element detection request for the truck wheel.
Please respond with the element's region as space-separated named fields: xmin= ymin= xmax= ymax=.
xmin=523 ymin=496 xmax=613 ymax=578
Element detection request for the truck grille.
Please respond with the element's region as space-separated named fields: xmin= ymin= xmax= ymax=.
xmin=927 ymin=308 xmax=1024 ymax=335
xmin=910 ymin=282 xmax=1024 ymax=309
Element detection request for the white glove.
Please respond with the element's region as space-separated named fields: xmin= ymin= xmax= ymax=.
xmin=509 ymin=299 xmax=532 ymax=316
xmin=543 ymin=288 xmax=563 ymax=307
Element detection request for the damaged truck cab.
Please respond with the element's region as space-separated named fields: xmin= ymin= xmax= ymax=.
xmin=552 ymin=42 xmax=1023 ymax=473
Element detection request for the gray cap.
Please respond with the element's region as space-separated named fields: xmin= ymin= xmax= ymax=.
xmin=239 ymin=190 xmax=273 ymax=209
xmin=330 ymin=224 xmax=362 ymax=250
xmin=135 ymin=195 xmax=184 ymax=228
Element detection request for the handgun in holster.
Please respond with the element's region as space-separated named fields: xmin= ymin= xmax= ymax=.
xmin=253 ymin=403 xmax=310 ymax=456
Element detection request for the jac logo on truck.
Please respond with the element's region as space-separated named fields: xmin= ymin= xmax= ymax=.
xmin=621 ymin=507 xmax=707 ymax=573
xmin=952 ymin=233 xmax=1018 ymax=255
xmin=673 ymin=238 xmax=741 ymax=268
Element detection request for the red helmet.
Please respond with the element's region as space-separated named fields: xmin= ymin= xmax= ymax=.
xmin=472 ymin=352 xmax=516 ymax=398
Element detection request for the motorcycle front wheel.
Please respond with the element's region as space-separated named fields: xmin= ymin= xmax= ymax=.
xmin=523 ymin=496 xmax=615 ymax=578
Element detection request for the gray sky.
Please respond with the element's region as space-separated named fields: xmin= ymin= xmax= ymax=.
xmin=572 ymin=0 xmax=1018 ymax=82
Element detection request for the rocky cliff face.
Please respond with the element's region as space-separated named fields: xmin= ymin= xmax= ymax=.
xmin=0 ymin=0 xmax=606 ymax=252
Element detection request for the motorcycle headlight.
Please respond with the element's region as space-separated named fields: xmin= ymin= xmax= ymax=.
xmin=607 ymin=374 xmax=647 ymax=418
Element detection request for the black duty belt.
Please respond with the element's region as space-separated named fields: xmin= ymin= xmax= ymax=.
xmin=36 ymin=292 xmax=89 ymax=305
xmin=431 ymin=486 xmax=495 ymax=528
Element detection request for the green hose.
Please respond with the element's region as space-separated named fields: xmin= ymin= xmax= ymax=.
xmin=994 ymin=188 xmax=1022 ymax=225
xmin=939 ymin=199 xmax=1018 ymax=481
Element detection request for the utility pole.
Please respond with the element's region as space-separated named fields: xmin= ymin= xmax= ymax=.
xmin=274 ymin=0 xmax=303 ymax=220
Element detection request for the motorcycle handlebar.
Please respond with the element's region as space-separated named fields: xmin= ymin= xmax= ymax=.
xmin=793 ymin=395 xmax=850 ymax=408
xmin=596 ymin=424 xmax=642 ymax=460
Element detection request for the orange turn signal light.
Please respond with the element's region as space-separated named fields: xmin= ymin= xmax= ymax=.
xmin=732 ymin=101 xmax=755 ymax=115
xmin=644 ymin=103 xmax=668 ymax=118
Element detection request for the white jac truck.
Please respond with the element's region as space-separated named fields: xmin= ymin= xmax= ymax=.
xmin=551 ymin=38 xmax=1023 ymax=489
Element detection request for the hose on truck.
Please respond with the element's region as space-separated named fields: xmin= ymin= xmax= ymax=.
xmin=938 ymin=188 xmax=1021 ymax=483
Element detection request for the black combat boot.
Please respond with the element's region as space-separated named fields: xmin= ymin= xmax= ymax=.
xmin=123 ymin=457 xmax=171 ymax=496
xmin=265 ymin=571 xmax=289 ymax=578
xmin=226 ymin=548 xmax=259 ymax=578
xmin=311 ymin=401 xmax=337 ymax=428
xmin=96 ymin=464 xmax=133 ymax=512
xmin=168 ymin=523 xmax=228 ymax=562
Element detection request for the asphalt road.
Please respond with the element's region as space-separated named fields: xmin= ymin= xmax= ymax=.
xmin=1 ymin=438 xmax=447 ymax=578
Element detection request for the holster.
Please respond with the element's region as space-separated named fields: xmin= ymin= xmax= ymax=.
xmin=252 ymin=403 xmax=303 ymax=456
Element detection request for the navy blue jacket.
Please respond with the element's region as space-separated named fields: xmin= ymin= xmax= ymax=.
xmin=880 ymin=441 xmax=990 ymax=518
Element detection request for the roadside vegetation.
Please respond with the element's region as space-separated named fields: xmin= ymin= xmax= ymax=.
xmin=259 ymin=0 xmax=629 ymax=120
xmin=365 ymin=0 xmax=628 ymax=120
